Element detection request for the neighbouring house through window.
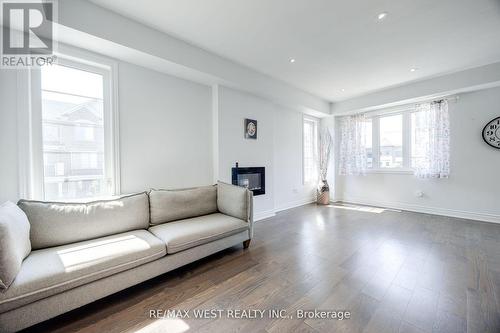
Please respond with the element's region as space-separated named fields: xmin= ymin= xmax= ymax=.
xmin=379 ymin=114 xmax=403 ymax=168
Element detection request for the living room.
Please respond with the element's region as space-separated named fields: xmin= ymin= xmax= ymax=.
xmin=1 ymin=1 xmax=499 ymax=332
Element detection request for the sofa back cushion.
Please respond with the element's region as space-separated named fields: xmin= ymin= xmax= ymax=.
xmin=149 ymin=186 xmax=217 ymax=225
xmin=18 ymin=193 xmax=150 ymax=250
xmin=0 ymin=202 xmax=31 ymax=289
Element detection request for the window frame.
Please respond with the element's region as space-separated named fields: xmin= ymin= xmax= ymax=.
xmin=302 ymin=115 xmax=319 ymax=184
xmin=18 ymin=46 xmax=120 ymax=200
xmin=366 ymin=111 xmax=413 ymax=174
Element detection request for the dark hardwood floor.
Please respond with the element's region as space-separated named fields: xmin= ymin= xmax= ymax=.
xmin=22 ymin=203 xmax=500 ymax=333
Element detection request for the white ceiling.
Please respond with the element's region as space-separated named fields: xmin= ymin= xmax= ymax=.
xmin=89 ymin=0 xmax=500 ymax=102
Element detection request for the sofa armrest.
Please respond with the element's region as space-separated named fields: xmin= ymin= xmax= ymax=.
xmin=0 ymin=202 xmax=31 ymax=290
xmin=217 ymin=181 xmax=253 ymax=238
xmin=246 ymin=189 xmax=254 ymax=239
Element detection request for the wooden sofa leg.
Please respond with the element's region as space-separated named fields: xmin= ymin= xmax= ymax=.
xmin=243 ymin=239 xmax=251 ymax=249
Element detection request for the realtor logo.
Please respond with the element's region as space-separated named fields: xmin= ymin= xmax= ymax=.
xmin=1 ymin=0 xmax=57 ymax=67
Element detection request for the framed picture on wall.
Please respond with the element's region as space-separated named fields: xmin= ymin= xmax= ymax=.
xmin=244 ymin=118 xmax=257 ymax=139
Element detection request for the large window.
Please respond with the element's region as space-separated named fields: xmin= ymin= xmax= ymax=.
xmin=303 ymin=116 xmax=319 ymax=183
xmin=25 ymin=54 xmax=119 ymax=201
xmin=339 ymin=101 xmax=450 ymax=176
xmin=41 ymin=62 xmax=111 ymax=200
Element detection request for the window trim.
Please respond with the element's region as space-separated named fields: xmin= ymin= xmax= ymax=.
xmin=302 ymin=115 xmax=319 ymax=185
xmin=18 ymin=45 xmax=120 ymax=200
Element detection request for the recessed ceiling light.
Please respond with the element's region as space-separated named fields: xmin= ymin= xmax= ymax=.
xmin=410 ymin=68 xmax=418 ymax=72
xmin=289 ymin=58 xmax=296 ymax=63
xmin=377 ymin=12 xmax=388 ymax=20
xmin=341 ymin=89 xmax=346 ymax=92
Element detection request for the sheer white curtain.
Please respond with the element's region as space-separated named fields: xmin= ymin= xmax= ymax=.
xmin=412 ymin=100 xmax=450 ymax=178
xmin=339 ymin=114 xmax=369 ymax=175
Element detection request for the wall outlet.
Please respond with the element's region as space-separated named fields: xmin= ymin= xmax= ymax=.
xmin=415 ymin=191 xmax=424 ymax=198
xmin=292 ymin=188 xmax=298 ymax=194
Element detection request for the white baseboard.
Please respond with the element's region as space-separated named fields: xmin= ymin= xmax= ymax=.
xmin=275 ymin=197 xmax=316 ymax=213
xmin=254 ymin=209 xmax=276 ymax=222
xmin=335 ymin=196 xmax=500 ymax=224
xmin=253 ymin=197 xmax=316 ymax=222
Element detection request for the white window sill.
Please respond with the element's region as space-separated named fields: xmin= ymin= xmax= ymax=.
xmin=366 ymin=168 xmax=414 ymax=175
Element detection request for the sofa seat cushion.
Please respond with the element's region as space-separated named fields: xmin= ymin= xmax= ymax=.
xmin=149 ymin=213 xmax=249 ymax=254
xmin=0 ymin=230 xmax=165 ymax=313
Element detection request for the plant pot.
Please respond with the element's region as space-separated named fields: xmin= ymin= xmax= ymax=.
xmin=317 ymin=190 xmax=330 ymax=205
xmin=317 ymin=179 xmax=330 ymax=205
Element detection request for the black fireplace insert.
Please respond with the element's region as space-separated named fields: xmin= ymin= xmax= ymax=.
xmin=231 ymin=166 xmax=265 ymax=196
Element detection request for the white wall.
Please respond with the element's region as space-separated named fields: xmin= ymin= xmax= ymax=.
xmin=1 ymin=1 xmax=322 ymax=216
xmin=274 ymin=106 xmax=317 ymax=210
xmin=0 ymin=70 xmax=20 ymax=203
xmin=0 ymin=60 xmax=214 ymax=202
xmin=1 ymin=61 xmax=316 ymax=220
xmin=216 ymin=86 xmax=316 ymax=220
xmin=217 ymin=86 xmax=276 ymax=219
xmin=118 ymin=62 xmax=213 ymax=192
xmin=335 ymin=86 xmax=500 ymax=222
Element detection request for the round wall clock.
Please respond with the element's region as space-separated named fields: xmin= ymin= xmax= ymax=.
xmin=482 ymin=117 xmax=500 ymax=149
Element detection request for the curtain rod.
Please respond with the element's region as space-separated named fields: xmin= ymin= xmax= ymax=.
xmin=341 ymin=94 xmax=459 ymax=118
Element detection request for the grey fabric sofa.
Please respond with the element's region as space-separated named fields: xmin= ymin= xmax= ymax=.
xmin=0 ymin=181 xmax=253 ymax=333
